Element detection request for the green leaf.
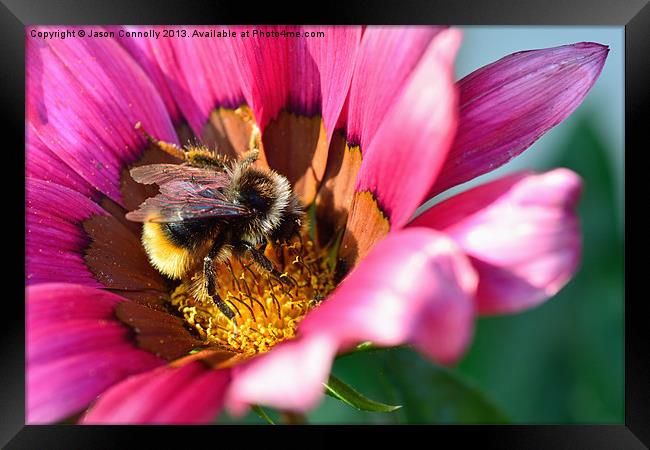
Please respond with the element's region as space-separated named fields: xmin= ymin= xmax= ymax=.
xmin=251 ymin=405 xmax=275 ymax=425
xmin=307 ymin=347 xmax=508 ymax=423
xmin=323 ymin=374 xmax=402 ymax=413
xmin=374 ymin=348 xmax=509 ymax=423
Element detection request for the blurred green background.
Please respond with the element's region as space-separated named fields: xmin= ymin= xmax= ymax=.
xmin=220 ymin=27 xmax=624 ymax=424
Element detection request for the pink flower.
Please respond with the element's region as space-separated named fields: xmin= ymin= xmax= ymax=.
xmin=26 ymin=25 xmax=607 ymax=424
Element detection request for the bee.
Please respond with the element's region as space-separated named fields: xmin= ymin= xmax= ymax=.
xmin=125 ymin=120 xmax=304 ymax=320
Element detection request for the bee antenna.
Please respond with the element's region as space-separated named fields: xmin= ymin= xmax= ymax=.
xmin=135 ymin=122 xmax=186 ymax=161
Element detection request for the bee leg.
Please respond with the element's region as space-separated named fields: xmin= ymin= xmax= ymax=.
xmin=239 ymin=149 xmax=259 ymax=168
xmin=184 ymin=147 xmax=230 ymax=171
xmin=204 ymin=244 xmax=236 ymax=320
xmin=134 ymin=122 xmax=187 ymax=161
xmin=236 ymin=241 xmax=296 ymax=286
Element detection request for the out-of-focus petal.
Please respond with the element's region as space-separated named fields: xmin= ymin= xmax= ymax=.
xmin=430 ymin=42 xmax=608 ymax=196
xmin=340 ymin=29 xmax=461 ymax=266
xmin=231 ymin=229 xmax=477 ymax=414
xmin=27 ymin=283 xmax=164 ymax=423
xmin=304 ymin=228 xmax=477 ymax=363
xmin=345 ymin=26 xmax=444 ymax=150
xmin=26 ymin=26 xmax=178 ymax=206
xmin=411 ymin=169 xmax=582 ymax=314
xmin=226 ymin=333 xmax=337 ymax=415
xmin=26 ymin=178 xmax=107 ymax=286
xmin=145 ymin=26 xmax=244 ymax=137
xmin=305 ymin=26 xmax=361 ymax=142
xmin=82 ymin=362 xmax=230 ymax=424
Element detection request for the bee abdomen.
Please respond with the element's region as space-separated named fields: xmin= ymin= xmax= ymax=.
xmin=141 ymin=222 xmax=202 ymax=279
xmin=162 ymin=221 xmax=214 ymax=250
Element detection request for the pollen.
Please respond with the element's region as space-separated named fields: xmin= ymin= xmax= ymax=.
xmin=169 ymin=236 xmax=336 ymax=356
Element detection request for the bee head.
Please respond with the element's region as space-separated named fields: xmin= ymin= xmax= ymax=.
xmin=227 ymin=161 xmax=293 ymax=234
xmin=270 ymin=192 xmax=305 ymax=243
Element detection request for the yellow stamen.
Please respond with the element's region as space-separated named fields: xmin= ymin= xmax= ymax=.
xmin=170 ymin=236 xmax=336 ymax=356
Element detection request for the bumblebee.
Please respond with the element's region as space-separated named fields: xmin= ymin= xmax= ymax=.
xmin=126 ymin=121 xmax=304 ymax=320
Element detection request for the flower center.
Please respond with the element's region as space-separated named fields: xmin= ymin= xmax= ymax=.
xmin=169 ymin=234 xmax=336 ymax=355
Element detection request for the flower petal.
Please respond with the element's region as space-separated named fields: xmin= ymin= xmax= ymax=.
xmin=261 ymin=112 xmax=329 ymax=203
xmin=230 ymin=229 xmax=477 ymax=414
xmin=354 ymin=28 xmax=460 ymax=227
xmin=228 ymin=26 xmax=336 ymax=202
xmin=228 ymin=25 xmax=321 ymax=131
xmin=314 ymin=132 xmax=362 ymax=240
xmin=411 ymin=169 xmax=582 ymax=314
xmin=26 ymin=26 xmax=178 ymax=206
xmin=29 ymin=320 xmax=129 ymax=365
xmin=304 ymin=228 xmax=477 ymax=364
xmin=82 ymin=362 xmax=230 ymax=424
xmin=340 ymin=28 xmax=461 ymax=266
xmin=145 ymin=26 xmax=245 ymax=137
xmin=267 ymin=25 xmax=360 ymax=203
xmin=82 ymin=214 xmax=168 ymax=293
xmin=305 ymin=26 xmax=361 ymax=142
xmin=430 ymin=42 xmax=608 ymax=196
xmin=26 ymin=178 xmax=107 ymax=286
xmin=111 ymin=26 xmax=182 ymax=125
xmin=26 ymin=127 xmax=100 ymax=201
xmin=346 ymin=26 xmax=445 ymax=150
xmin=316 ymin=27 xmax=450 ymax=239
xmin=27 ymin=283 xmax=164 ymax=423
xmin=114 ymin=300 xmax=205 ymax=361
xmin=226 ymin=334 xmax=337 ymax=415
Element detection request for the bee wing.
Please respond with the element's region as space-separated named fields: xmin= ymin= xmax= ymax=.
xmin=125 ymin=180 xmax=251 ymax=223
xmin=129 ymin=164 xmax=230 ymax=188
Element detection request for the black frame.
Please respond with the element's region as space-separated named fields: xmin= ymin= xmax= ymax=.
xmin=4 ymin=0 xmax=646 ymax=447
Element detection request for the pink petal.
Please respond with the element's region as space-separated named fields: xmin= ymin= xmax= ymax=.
xmin=27 ymin=283 xmax=164 ymax=423
xmin=29 ymin=320 xmax=129 ymax=365
xmin=230 ymin=229 xmax=477 ymax=414
xmin=304 ymin=26 xmax=361 ymax=141
xmin=26 ymin=126 xmax=99 ymax=201
xmin=411 ymin=169 xmax=582 ymax=314
xmin=354 ymin=28 xmax=461 ymax=228
xmin=110 ymin=26 xmax=182 ymax=125
xmin=26 ymin=178 xmax=107 ymax=286
xmin=430 ymin=42 xmax=608 ymax=196
xmin=26 ymin=26 xmax=178 ymax=206
xmin=29 ymin=348 xmax=162 ymax=424
xmin=346 ymin=26 xmax=445 ymax=150
xmin=226 ymin=334 xmax=338 ymax=415
xmin=28 ymin=283 xmax=121 ymax=326
xmin=145 ymin=27 xmax=244 ymax=137
xmin=303 ymin=228 xmax=477 ymax=363
xmin=227 ymin=25 xmax=322 ymax=131
xmin=82 ymin=362 xmax=230 ymax=424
